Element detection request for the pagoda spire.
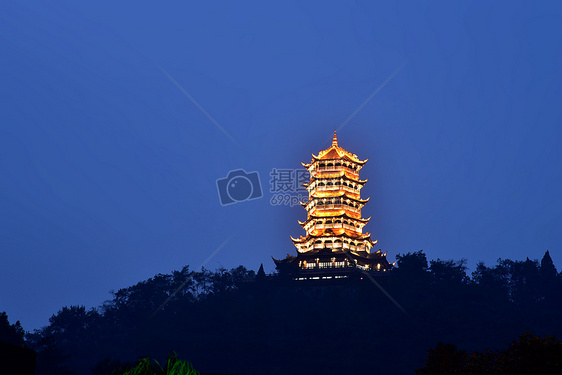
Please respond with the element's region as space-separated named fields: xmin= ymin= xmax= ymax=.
xmin=332 ymin=130 xmax=338 ymax=147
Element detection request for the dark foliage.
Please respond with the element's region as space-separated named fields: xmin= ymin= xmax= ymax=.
xmin=91 ymin=358 xmax=133 ymax=375
xmin=23 ymin=252 xmax=562 ymax=375
xmin=416 ymin=332 xmax=562 ymax=374
xmin=0 ymin=311 xmax=25 ymax=347
xmin=0 ymin=341 xmax=37 ymax=375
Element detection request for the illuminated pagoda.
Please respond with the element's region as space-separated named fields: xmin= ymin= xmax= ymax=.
xmin=274 ymin=131 xmax=393 ymax=280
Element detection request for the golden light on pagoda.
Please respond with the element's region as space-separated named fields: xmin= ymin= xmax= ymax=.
xmin=291 ymin=131 xmax=375 ymax=252
xmin=274 ymin=131 xmax=393 ymax=276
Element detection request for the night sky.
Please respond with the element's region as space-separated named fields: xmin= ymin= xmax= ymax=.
xmin=2 ymin=1 xmax=562 ymax=331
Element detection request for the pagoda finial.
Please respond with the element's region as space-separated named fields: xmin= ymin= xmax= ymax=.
xmin=332 ymin=130 xmax=338 ymax=147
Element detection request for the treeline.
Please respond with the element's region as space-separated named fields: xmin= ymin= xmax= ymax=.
xmin=0 ymin=312 xmax=25 ymax=347
xmin=416 ymin=332 xmax=562 ymax=374
xmin=6 ymin=251 xmax=562 ymax=374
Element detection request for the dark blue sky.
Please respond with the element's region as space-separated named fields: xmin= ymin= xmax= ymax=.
xmin=2 ymin=1 xmax=562 ymax=331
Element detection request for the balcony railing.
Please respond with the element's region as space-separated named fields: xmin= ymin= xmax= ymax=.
xmin=312 ymin=185 xmax=360 ymax=195
xmin=299 ymin=262 xmax=383 ymax=271
xmin=307 ymin=203 xmax=363 ymax=212
xmin=307 ymin=223 xmax=362 ymax=233
xmin=313 ymin=165 xmax=358 ymax=173
xmin=309 ymin=242 xmax=367 ymax=252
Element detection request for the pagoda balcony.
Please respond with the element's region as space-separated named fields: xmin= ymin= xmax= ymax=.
xmin=307 ymin=223 xmax=363 ymax=233
xmin=298 ymin=262 xmax=384 ymax=272
xmin=308 ymin=203 xmax=363 ymax=213
xmin=311 ymin=184 xmax=361 ymax=195
xmin=313 ymin=165 xmax=359 ymax=176
xmin=308 ymin=242 xmax=368 ymax=252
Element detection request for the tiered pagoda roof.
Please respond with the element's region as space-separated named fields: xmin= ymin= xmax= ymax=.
xmin=302 ymin=132 xmax=368 ymax=167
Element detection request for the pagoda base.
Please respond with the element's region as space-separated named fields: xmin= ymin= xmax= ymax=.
xmin=273 ymin=248 xmax=392 ymax=280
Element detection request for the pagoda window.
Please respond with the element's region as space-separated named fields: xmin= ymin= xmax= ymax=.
xmin=327 ymin=181 xmax=333 ymax=186
xmin=335 ymin=180 xmax=341 ymax=186
xmin=327 ymin=162 xmax=334 ymax=168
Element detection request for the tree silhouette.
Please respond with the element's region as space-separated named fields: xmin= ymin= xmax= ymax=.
xmin=394 ymin=250 xmax=429 ymax=276
xmin=540 ymin=250 xmax=557 ymax=280
xmin=415 ymin=343 xmax=468 ymax=375
xmin=31 ymin=334 xmax=73 ymax=375
xmin=0 ymin=311 xmax=25 ymax=347
xmin=506 ymin=258 xmax=541 ymax=305
xmin=417 ymin=332 xmax=562 ymax=374
xmin=429 ymin=258 xmax=469 ymax=285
